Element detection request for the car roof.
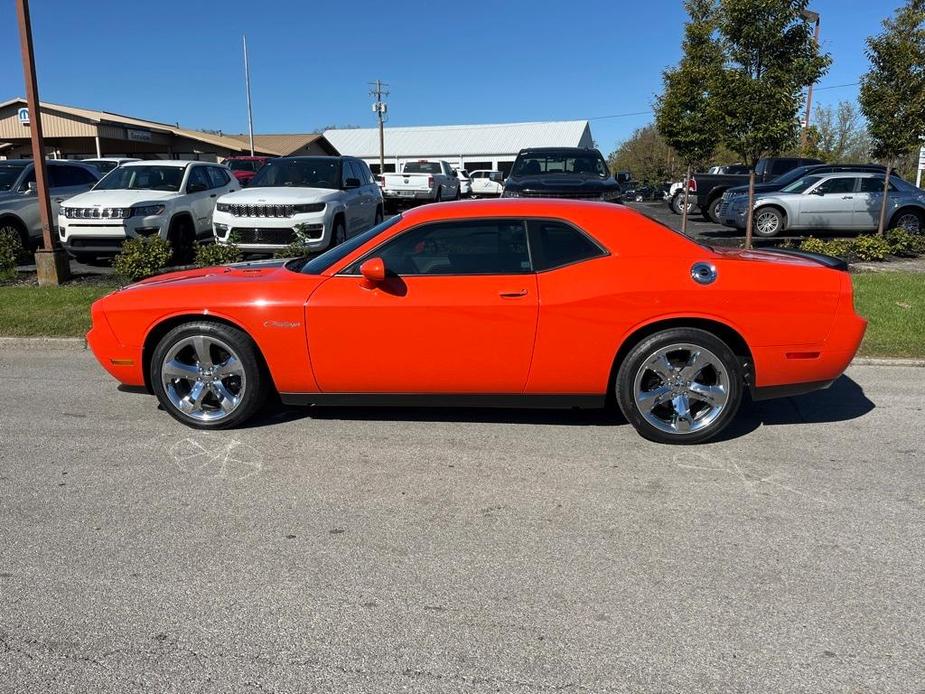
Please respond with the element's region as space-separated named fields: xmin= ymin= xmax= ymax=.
xmin=518 ymin=147 xmax=599 ymax=155
xmin=121 ymin=160 xmax=197 ymax=168
xmin=84 ymin=157 xmax=139 ymax=163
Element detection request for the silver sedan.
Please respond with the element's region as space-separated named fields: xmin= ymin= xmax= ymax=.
xmin=720 ymin=172 xmax=925 ymax=237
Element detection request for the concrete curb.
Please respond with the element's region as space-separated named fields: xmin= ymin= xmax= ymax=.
xmin=850 ymin=357 xmax=925 ymax=367
xmin=0 ymin=336 xmax=87 ymax=350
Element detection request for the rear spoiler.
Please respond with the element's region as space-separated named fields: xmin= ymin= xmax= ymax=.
xmin=755 ymin=247 xmax=849 ymax=272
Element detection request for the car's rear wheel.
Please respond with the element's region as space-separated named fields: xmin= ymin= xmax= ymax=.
xmin=0 ymin=218 xmax=29 ymax=251
xmin=670 ymin=192 xmax=695 ymax=216
xmin=151 ymin=321 xmax=268 ymax=429
xmin=753 ymin=207 xmax=784 ymax=237
xmin=435 ymin=186 xmax=443 ymax=203
xmin=616 ymin=328 xmax=743 ymax=444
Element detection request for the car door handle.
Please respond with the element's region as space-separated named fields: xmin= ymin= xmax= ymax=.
xmin=499 ymin=289 xmax=528 ymax=298
xmin=842 ymin=195 xmax=854 ymax=199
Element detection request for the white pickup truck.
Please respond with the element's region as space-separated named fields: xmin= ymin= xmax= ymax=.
xmin=382 ymin=160 xmax=460 ymax=210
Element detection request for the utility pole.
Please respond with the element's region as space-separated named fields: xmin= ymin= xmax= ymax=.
xmin=800 ymin=10 xmax=821 ymax=150
xmin=16 ymin=0 xmax=68 ymax=285
xmin=243 ymin=34 xmax=255 ymax=156
xmin=369 ymin=80 xmax=389 ymax=173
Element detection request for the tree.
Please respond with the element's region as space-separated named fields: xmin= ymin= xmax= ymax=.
xmin=803 ymin=101 xmax=873 ymax=162
xmin=859 ymin=0 xmax=925 ymax=235
xmin=712 ymin=0 xmax=831 ymax=247
xmin=655 ymin=0 xmax=724 ymax=233
xmin=608 ymin=125 xmax=684 ymax=186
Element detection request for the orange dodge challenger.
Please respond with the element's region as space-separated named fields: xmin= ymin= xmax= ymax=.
xmin=88 ymin=199 xmax=866 ymax=444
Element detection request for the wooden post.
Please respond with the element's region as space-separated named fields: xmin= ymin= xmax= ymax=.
xmin=744 ymin=169 xmax=756 ymax=249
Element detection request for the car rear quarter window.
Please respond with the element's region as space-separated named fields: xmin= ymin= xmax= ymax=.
xmin=355 ymin=219 xmax=531 ymax=276
xmin=528 ymin=220 xmax=606 ymax=271
xmin=859 ymin=177 xmax=898 ymax=193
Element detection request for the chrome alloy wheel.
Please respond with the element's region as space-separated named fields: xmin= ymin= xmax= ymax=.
xmin=755 ymin=210 xmax=780 ymax=236
xmin=160 ymin=335 xmax=246 ymax=423
xmin=633 ymin=343 xmax=730 ymax=435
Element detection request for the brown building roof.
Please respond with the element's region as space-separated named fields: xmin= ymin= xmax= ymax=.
xmin=224 ymin=133 xmax=339 ymax=156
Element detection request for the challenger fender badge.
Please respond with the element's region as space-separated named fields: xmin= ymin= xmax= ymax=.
xmin=264 ymin=320 xmax=302 ymax=329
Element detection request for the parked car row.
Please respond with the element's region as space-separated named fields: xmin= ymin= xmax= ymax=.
xmin=660 ymin=160 xmax=924 ymax=236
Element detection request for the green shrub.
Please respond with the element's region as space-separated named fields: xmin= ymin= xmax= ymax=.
xmin=821 ymin=238 xmax=855 ymax=260
xmin=112 ymin=237 xmax=172 ymax=282
xmin=799 ymin=237 xmax=828 ymax=255
xmin=0 ymin=229 xmax=24 ymax=281
xmin=852 ymin=234 xmax=891 ymax=262
xmin=885 ymin=228 xmax=925 ymax=257
xmin=194 ymin=241 xmax=243 ymax=267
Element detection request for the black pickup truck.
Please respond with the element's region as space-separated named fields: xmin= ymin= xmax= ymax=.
xmin=690 ymin=157 xmax=822 ymax=223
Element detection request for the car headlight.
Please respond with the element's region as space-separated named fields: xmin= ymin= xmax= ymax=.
xmin=216 ymin=202 xmax=231 ymax=213
xmin=130 ymin=204 xmax=166 ymax=218
xmin=501 ymin=190 xmax=520 ymax=198
xmin=293 ymin=203 xmax=325 ymax=214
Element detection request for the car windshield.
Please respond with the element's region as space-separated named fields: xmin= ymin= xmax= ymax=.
xmin=512 ymin=153 xmax=609 ymax=177
xmin=249 ymin=158 xmax=339 ymax=189
xmin=295 ymin=215 xmax=402 ymax=274
xmin=88 ymin=161 xmax=119 ymax=174
xmin=226 ymin=160 xmax=259 ymax=172
xmin=403 ymin=162 xmax=442 ymax=174
xmin=0 ymin=163 xmax=28 ymax=191
xmin=780 ymin=175 xmax=824 ymax=194
xmin=94 ymin=165 xmax=184 ymax=191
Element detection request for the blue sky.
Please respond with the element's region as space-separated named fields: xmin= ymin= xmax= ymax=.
xmin=0 ymin=0 xmax=903 ymax=155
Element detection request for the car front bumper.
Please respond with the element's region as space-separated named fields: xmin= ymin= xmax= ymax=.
xmin=58 ymin=214 xmax=169 ymax=254
xmin=213 ymin=209 xmax=330 ymax=252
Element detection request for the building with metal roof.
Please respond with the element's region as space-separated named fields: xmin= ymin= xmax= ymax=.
xmin=324 ymin=120 xmax=593 ymax=176
xmin=0 ymin=98 xmax=338 ymax=161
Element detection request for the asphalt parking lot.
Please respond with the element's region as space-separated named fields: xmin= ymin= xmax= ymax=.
xmin=1 ymin=345 xmax=923 ymax=692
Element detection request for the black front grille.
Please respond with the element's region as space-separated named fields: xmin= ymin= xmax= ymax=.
xmin=228 ymin=204 xmax=294 ymax=218
xmin=68 ymin=237 xmax=124 ymax=249
xmin=231 ymin=227 xmax=296 ymax=245
xmin=518 ymin=191 xmax=606 ymax=200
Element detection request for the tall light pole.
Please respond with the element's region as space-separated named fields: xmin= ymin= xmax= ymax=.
xmin=243 ymin=35 xmax=255 ymax=156
xmin=369 ymin=80 xmax=389 ymax=173
xmin=16 ymin=0 xmax=68 ymax=285
xmin=801 ymin=9 xmax=821 ymax=150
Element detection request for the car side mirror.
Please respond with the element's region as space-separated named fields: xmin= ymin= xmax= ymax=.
xmin=811 ymin=188 xmax=825 ymax=196
xmin=25 ymin=181 xmax=37 ymax=194
xmin=360 ymin=257 xmax=386 ymax=283
xmin=344 ymin=177 xmax=361 ymax=189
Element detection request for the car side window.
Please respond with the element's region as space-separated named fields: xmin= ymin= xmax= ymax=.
xmin=352 ymin=219 xmax=531 ymax=276
xmin=813 ymin=177 xmax=856 ymax=195
xmin=858 ymin=177 xmax=897 ymax=193
xmin=528 ymin=220 xmax=606 ymax=271
xmin=207 ymin=166 xmax=231 ymax=189
xmin=186 ymin=166 xmax=210 ymax=192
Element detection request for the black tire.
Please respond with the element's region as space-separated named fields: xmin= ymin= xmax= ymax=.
xmin=167 ymin=216 xmax=195 ymax=264
xmin=0 ymin=217 xmax=30 ymax=251
xmin=373 ymin=207 xmax=383 ymax=225
xmin=670 ymin=192 xmax=695 ymax=216
xmin=435 ymin=187 xmax=443 ymax=203
xmin=330 ymin=218 xmax=346 ymax=248
xmin=890 ymin=207 xmax=924 ymax=233
xmin=151 ymin=321 xmax=269 ymax=430
xmin=615 ymin=328 xmax=743 ymax=445
xmin=753 ymin=206 xmax=785 ymax=238
xmin=705 ymin=196 xmax=723 ymax=224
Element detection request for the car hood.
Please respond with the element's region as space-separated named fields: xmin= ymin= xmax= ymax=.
xmin=218 ymin=187 xmax=343 ymax=204
xmin=725 ymin=182 xmax=782 ymax=196
xmin=63 ymin=189 xmax=180 ymax=208
xmin=504 ymin=174 xmax=621 ymax=193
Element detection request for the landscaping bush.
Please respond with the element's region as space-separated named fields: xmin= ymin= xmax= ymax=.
xmin=112 ymin=237 xmax=172 ymax=282
xmin=852 ymin=234 xmax=891 ymax=262
xmin=798 ymin=237 xmax=828 ymax=255
xmin=0 ymin=229 xmax=23 ymax=281
xmin=194 ymin=241 xmax=243 ymax=267
xmin=885 ymin=228 xmax=925 ymax=257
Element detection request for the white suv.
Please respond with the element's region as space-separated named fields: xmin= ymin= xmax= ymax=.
xmin=212 ymin=156 xmax=383 ymax=254
xmin=59 ymin=161 xmax=239 ymax=261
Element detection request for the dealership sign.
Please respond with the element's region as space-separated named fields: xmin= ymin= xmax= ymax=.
xmin=126 ymin=128 xmax=152 ymax=142
xmin=17 ymin=107 xmax=29 ymax=125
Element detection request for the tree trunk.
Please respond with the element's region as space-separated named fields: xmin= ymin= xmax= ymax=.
xmin=681 ymin=163 xmax=692 ymax=235
xmin=744 ymin=169 xmax=756 ymax=249
xmin=877 ymin=162 xmax=892 ymax=237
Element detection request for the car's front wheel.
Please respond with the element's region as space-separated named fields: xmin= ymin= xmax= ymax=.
xmin=753 ymin=207 xmax=785 ymax=237
xmin=151 ymin=321 xmax=268 ymax=429
xmin=615 ymin=328 xmax=743 ymax=444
